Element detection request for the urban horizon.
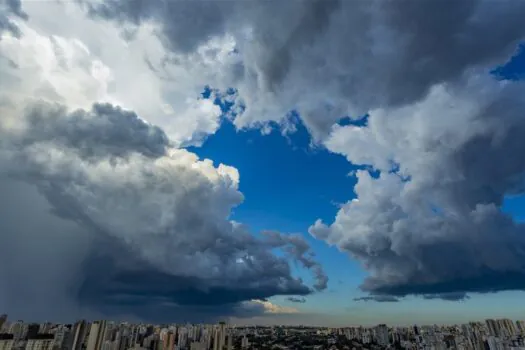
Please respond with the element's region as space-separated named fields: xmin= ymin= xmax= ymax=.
xmin=1 ymin=314 xmax=525 ymax=350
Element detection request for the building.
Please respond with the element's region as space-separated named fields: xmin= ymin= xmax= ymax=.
xmin=213 ymin=323 xmax=227 ymax=350
xmin=516 ymin=320 xmax=525 ymax=335
xmin=68 ymin=321 xmax=88 ymax=350
xmin=86 ymin=321 xmax=107 ymax=350
xmin=374 ymin=324 xmax=389 ymax=346
xmin=0 ymin=316 xmax=7 ymax=332
xmin=26 ymin=324 xmax=40 ymax=340
xmin=26 ymin=335 xmax=54 ymax=350
xmin=486 ymin=319 xmax=501 ymax=337
xmin=0 ymin=334 xmax=14 ymax=350
xmin=241 ymin=335 xmax=249 ymax=349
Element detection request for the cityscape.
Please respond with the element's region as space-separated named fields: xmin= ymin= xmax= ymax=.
xmin=1 ymin=314 xmax=525 ymax=350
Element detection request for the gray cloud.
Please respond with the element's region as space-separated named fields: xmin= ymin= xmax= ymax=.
xmin=353 ymin=296 xmax=399 ymax=303
xmin=262 ymin=231 xmax=328 ymax=291
xmin=311 ymin=76 xmax=525 ymax=300
xmin=422 ymin=293 xmax=470 ymax=302
xmin=286 ymin=297 xmax=306 ymax=303
xmin=0 ymin=100 xmax=324 ymax=322
xmin=0 ymin=0 xmax=28 ymax=38
xmin=15 ymin=102 xmax=170 ymax=159
xmin=6 ymin=0 xmax=525 ymax=311
xmin=87 ymin=0 xmax=525 ymax=138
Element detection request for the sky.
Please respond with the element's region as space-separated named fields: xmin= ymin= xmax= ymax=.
xmin=1 ymin=0 xmax=525 ymax=327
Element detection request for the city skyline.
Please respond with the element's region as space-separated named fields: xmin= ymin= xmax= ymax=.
xmin=1 ymin=314 xmax=525 ymax=350
xmin=2 ymin=0 xmax=525 ymax=327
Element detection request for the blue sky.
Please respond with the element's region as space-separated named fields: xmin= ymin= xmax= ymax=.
xmin=185 ymin=47 xmax=525 ymax=326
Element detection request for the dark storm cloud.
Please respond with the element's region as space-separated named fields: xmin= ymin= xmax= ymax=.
xmin=86 ymin=0 xmax=232 ymax=53
xmin=0 ymin=0 xmax=28 ymax=38
xmin=17 ymin=102 xmax=170 ymax=159
xmin=0 ymin=101 xmax=324 ymax=322
xmin=87 ymin=0 xmax=525 ymax=136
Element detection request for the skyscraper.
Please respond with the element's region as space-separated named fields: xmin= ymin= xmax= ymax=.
xmin=375 ymin=324 xmax=389 ymax=346
xmin=69 ymin=321 xmax=88 ymax=350
xmin=213 ymin=323 xmax=227 ymax=350
xmin=0 ymin=315 xmax=6 ymax=332
xmin=87 ymin=321 xmax=107 ymax=350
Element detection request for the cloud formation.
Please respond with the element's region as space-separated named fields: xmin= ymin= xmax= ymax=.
xmin=0 ymin=100 xmax=324 ymax=322
xmin=83 ymin=3 xmax=525 ymax=304
xmin=3 ymin=0 xmax=525 ymax=313
xmin=85 ymin=0 xmax=525 ymax=301
xmin=311 ymin=76 xmax=525 ymax=299
xmin=88 ymin=0 xmax=525 ymax=138
xmin=0 ymin=0 xmax=27 ymax=38
xmin=353 ymin=296 xmax=399 ymax=303
xmin=286 ymin=297 xmax=306 ymax=304
xmin=422 ymin=293 xmax=470 ymax=302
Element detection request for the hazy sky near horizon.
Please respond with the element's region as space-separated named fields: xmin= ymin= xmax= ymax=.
xmin=1 ymin=0 xmax=525 ymax=326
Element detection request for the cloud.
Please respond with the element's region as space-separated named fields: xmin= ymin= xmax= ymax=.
xmin=247 ymin=300 xmax=299 ymax=314
xmin=353 ymin=296 xmax=399 ymax=303
xmin=262 ymin=231 xmax=328 ymax=291
xmin=1 ymin=1 xmax=227 ymax=146
xmin=0 ymin=0 xmax=28 ymax=38
xmin=0 ymin=100 xmax=323 ymax=322
xmin=286 ymin=297 xmax=306 ymax=303
xmin=311 ymin=75 xmax=525 ymax=300
xmin=87 ymin=0 xmax=525 ymax=139
xmin=4 ymin=0 xmax=525 ymax=313
xmin=422 ymin=293 xmax=470 ymax=302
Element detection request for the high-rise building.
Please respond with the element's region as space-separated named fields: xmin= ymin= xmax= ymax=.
xmin=26 ymin=324 xmax=40 ymax=340
xmin=39 ymin=323 xmax=52 ymax=334
xmin=375 ymin=324 xmax=389 ymax=346
xmin=499 ymin=318 xmax=517 ymax=337
xmin=0 ymin=334 xmax=14 ymax=350
xmin=9 ymin=321 xmax=25 ymax=341
xmin=87 ymin=321 xmax=107 ymax=350
xmin=53 ymin=325 xmax=70 ymax=350
xmin=226 ymin=331 xmax=232 ymax=350
xmin=26 ymin=334 xmax=54 ymax=350
xmin=486 ymin=319 xmax=500 ymax=337
xmin=0 ymin=315 xmax=6 ymax=332
xmin=241 ymin=335 xmax=249 ymax=349
xmin=68 ymin=321 xmax=88 ymax=350
xmin=516 ymin=320 xmax=525 ymax=335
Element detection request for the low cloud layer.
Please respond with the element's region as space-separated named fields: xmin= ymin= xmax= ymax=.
xmin=286 ymin=297 xmax=306 ymax=304
xmin=0 ymin=101 xmax=325 ymax=322
xmin=353 ymin=296 xmax=399 ymax=303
